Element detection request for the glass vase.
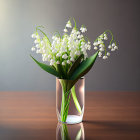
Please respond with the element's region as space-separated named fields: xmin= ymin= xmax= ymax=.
xmin=56 ymin=77 xmax=85 ymax=124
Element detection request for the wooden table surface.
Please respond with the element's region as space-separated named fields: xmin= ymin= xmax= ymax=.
xmin=0 ymin=91 xmax=140 ymax=140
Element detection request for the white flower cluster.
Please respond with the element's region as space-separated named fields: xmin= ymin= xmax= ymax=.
xmin=31 ymin=19 xmax=118 ymax=68
xmin=93 ymin=31 xmax=118 ymax=59
xmin=31 ymin=19 xmax=91 ymax=66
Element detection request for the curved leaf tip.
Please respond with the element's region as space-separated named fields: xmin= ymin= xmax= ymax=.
xmin=30 ymin=55 xmax=60 ymax=77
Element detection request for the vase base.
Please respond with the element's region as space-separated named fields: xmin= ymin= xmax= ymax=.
xmin=59 ymin=115 xmax=83 ymax=124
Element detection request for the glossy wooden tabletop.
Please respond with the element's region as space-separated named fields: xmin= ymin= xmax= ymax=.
xmin=0 ymin=91 xmax=140 ymax=140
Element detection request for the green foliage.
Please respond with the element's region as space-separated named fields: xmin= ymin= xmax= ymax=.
xmin=30 ymin=55 xmax=60 ymax=77
xmin=68 ymin=54 xmax=84 ymax=78
xmin=71 ymin=86 xmax=82 ymax=114
xmin=31 ymin=51 xmax=98 ymax=80
xmin=56 ymin=64 xmax=67 ymax=79
xmin=70 ymin=51 xmax=98 ymax=80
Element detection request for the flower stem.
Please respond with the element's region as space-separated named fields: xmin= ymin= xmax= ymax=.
xmin=59 ymin=79 xmax=81 ymax=122
xmin=60 ymin=80 xmax=72 ymax=122
xmin=71 ymin=86 xmax=82 ymax=114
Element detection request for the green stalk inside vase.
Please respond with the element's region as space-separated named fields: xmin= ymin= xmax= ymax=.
xmin=60 ymin=79 xmax=82 ymax=122
xmin=71 ymin=86 xmax=82 ymax=114
xmin=60 ymin=80 xmax=72 ymax=122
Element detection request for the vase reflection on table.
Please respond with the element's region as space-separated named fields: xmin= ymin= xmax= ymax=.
xmin=56 ymin=122 xmax=85 ymax=140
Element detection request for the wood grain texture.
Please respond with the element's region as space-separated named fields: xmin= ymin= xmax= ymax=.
xmin=0 ymin=92 xmax=140 ymax=140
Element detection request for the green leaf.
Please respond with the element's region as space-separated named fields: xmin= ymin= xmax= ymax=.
xmin=68 ymin=54 xmax=84 ymax=78
xmin=71 ymin=86 xmax=82 ymax=114
xmin=70 ymin=51 xmax=98 ymax=80
xmin=56 ymin=64 xmax=67 ymax=79
xmin=30 ymin=55 xmax=60 ymax=77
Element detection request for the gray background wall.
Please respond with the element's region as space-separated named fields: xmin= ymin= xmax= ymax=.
xmin=0 ymin=0 xmax=140 ymax=91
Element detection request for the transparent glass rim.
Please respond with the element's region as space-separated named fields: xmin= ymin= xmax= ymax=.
xmin=56 ymin=77 xmax=85 ymax=80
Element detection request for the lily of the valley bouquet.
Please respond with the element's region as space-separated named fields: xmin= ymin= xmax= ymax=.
xmin=31 ymin=18 xmax=118 ymax=124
